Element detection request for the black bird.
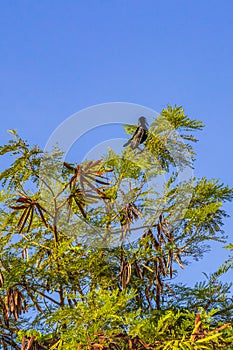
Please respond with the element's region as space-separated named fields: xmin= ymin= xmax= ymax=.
xmin=123 ymin=116 xmax=148 ymax=149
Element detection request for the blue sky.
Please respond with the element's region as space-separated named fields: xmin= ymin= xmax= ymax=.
xmin=1 ymin=1 xmax=233 ymax=286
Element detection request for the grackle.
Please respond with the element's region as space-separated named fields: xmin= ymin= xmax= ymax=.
xmin=123 ymin=116 xmax=148 ymax=149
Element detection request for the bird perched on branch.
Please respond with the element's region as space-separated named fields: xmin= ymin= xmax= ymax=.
xmin=123 ymin=116 xmax=148 ymax=149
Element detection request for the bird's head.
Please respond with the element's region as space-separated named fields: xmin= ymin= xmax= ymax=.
xmin=138 ymin=116 xmax=148 ymax=127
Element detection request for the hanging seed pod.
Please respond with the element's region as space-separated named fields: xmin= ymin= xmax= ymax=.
xmin=2 ymin=303 xmax=9 ymax=327
xmin=120 ymin=260 xmax=126 ymax=289
xmin=120 ymin=260 xmax=131 ymax=289
xmin=157 ymin=222 xmax=162 ymax=235
xmin=0 ymin=270 xmax=4 ymax=287
xmin=158 ymin=257 xmax=166 ymax=277
xmin=167 ymin=250 xmax=173 ymax=278
xmin=26 ymin=335 xmax=35 ymax=350
xmin=13 ymin=290 xmax=19 ymax=320
xmin=156 ymin=283 xmax=161 ymax=310
xmin=5 ymin=288 xmax=11 ymax=314
xmin=4 ymin=288 xmax=26 ymax=321
xmin=21 ymin=336 xmax=26 ymax=350
xmin=15 ymin=289 xmax=23 ymax=319
xmin=134 ymin=261 xmax=143 ymax=279
xmin=10 ymin=193 xmax=49 ymax=233
xmin=125 ymin=262 xmax=131 ymax=286
xmin=9 ymin=293 xmax=15 ymax=313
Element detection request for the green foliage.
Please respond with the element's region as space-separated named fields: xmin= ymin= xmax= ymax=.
xmin=145 ymin=105 xmax=204 ymax=171
xmin=0 ymin=106 xmax=232 ymax=349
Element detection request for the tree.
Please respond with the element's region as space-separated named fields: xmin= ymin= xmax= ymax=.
xmin=0 ymin=105 xmax=232 ymax=349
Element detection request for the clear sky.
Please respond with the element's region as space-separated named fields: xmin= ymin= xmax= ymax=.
xmin=0 ymin=0 xmax=233 ymax=286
